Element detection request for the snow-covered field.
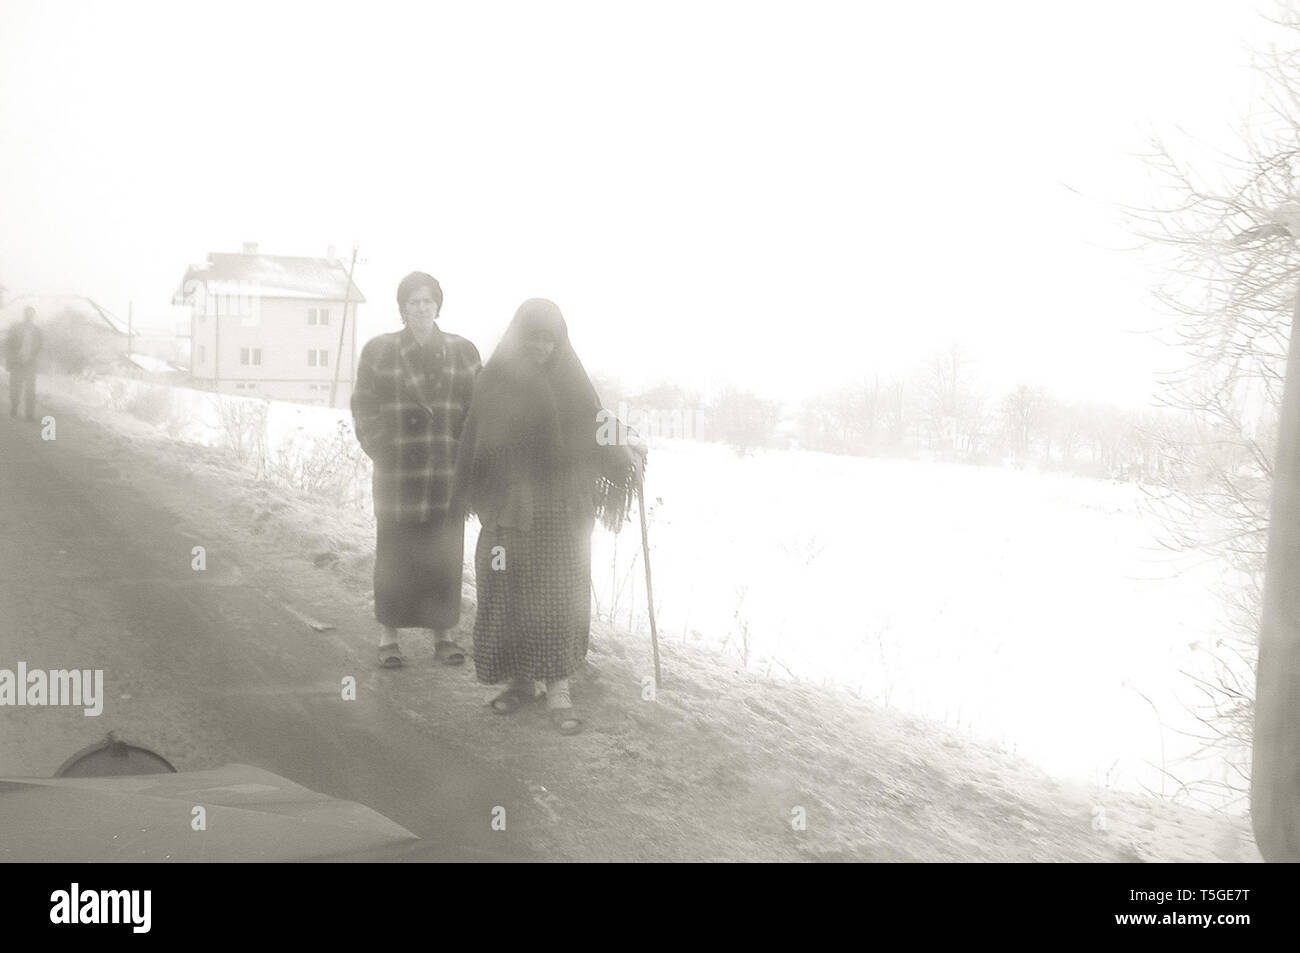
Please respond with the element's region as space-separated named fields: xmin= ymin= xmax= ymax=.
xmin=596 ymin=439 xmax=1246 ymax=811
xmin=54 ymin=375 xmax=1249 ymax=812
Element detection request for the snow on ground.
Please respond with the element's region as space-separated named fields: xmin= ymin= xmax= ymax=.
xmin=28 ymin=372 xmax=1260 ymax=860
xmin=592 ymin=439 xmax=1247 ymax=812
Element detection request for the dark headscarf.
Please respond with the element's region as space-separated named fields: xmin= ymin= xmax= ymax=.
xmin=452 ymin=298 xmax=635 ymax=532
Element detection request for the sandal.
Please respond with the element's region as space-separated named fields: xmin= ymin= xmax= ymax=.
xmin=434 ymin=640 xmax=466 ymax=666
xmin=550 ymin=707 xmax=583 ymax=735
xmin=377 ymin=643 xmax=403 ymax=668
xmin=490 ymin=690 xmax=524 ymax=714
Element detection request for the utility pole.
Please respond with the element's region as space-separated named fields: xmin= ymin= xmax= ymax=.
xmin=329 ymin=244 xmax=359 ymax=409
xmin=214 ymin=287 xmax=220 ymax=390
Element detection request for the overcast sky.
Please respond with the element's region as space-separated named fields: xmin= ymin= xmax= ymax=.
xmin=0 ymin=0 xmax=1288 ymax=407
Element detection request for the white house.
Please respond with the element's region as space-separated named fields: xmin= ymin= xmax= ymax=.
xmin=173 ymin=243 xmax=365 ymax=406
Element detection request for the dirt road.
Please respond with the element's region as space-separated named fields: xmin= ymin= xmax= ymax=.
xmin=0 ymin=405 xmax=541 ymax=861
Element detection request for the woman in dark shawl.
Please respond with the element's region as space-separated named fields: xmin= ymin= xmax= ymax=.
xmin=452 ymin=298 xmax=645 ymax=734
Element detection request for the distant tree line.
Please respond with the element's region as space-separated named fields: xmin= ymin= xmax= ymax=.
xmin=794 ymin=349 xmax=1191 ymax=484
xmin=596 ymin=347 xmax=1213 ymax=486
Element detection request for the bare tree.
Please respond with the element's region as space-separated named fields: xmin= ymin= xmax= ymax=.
xmin=917 ymin=343 xmax=984 ymax=456
xmin=1001 ymin=383 xmax=1051 ymax=461
xmin=1131 ymin=4 xmax=1300 ymax=809
xmin=832 ymin=377 xmax=881 ymax=452
xmin=708 ymin=385 xmax=781 ymax=455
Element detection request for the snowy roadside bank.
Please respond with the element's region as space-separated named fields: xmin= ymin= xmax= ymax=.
xmin=22 ymin=371 xmax=1260 ymax=861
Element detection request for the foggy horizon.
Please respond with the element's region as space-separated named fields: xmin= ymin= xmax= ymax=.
xmin=2 ymin=1 xmax=1286 ymax=411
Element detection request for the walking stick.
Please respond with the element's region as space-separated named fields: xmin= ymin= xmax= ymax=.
xmin=635 ymin=467 xmax=662 ymax=689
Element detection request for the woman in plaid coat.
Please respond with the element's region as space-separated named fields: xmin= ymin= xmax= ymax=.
xmin=451 ymin=298 xmax=645 ymax=734
xmin=351 ymin=272 xmax=481 ymax=667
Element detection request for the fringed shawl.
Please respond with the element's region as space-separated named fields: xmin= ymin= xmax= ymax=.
xmin=451 ymin=299 xmax=636 ymax=533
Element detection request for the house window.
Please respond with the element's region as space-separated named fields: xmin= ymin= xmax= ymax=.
xmin=240 ymin=348 xmax=263 ymax=367
xmin=308 ymin=307 xmax=330 ymax=326
xmin=308 ymin=349 xmax=328 ymax=367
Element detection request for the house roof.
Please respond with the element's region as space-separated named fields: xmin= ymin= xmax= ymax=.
xmin=0 ymin=295 xmax=128 ymax=334
xmin=84 ymin=298 xmax=131 ymax=334
xmin=173 ymin=251 xmax=366 ymax=305
xmin=124 ymin=352 xmax=181 ymax=374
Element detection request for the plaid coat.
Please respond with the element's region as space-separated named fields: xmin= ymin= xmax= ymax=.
xmin=352 ymin=325 xmax=481 ymax=524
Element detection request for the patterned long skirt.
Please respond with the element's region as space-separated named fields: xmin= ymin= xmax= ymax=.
xmin=373 ymin=513 xmax=465 ymax=631
xmin=472 ymin=496 xmax=593 ymax=684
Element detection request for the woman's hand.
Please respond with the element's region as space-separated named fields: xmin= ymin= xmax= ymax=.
xmin=626 ymin=430 xmax=649 ymax=458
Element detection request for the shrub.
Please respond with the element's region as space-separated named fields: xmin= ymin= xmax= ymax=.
xmin=125 ymin=386 xmax=172 ymax=425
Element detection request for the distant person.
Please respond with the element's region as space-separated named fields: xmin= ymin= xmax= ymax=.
xmin=351 ymin=272 xmax=481 ymax=668
xmin=452 ymin=298 xmax=646 ymax=734
xmin=5 ymin=306 xmax=43 ymax=421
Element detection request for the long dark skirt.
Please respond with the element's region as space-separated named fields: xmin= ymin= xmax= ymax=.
xmin=374 ymin=513 xmax=465 ymax=630
xmin=472 ymin=495 xmax=593 ymax=685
